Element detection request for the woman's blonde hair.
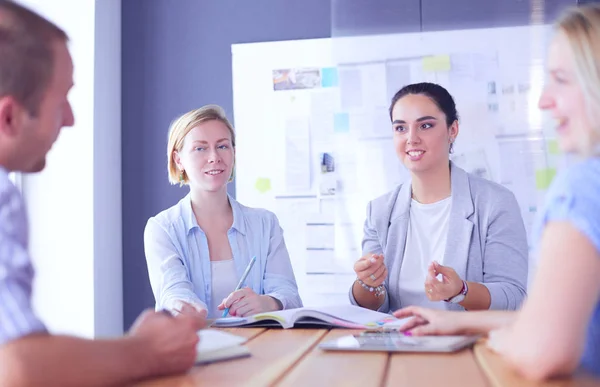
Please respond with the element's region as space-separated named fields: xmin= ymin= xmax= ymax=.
xmin=167 ymin=104 xmax=236 ymax=185
xmin=555 ymin=4 xmax=600 ymax=156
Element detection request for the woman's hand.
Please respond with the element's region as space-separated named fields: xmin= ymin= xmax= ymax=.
xmin=424 ymin=261 xmax=463 ymax=302
xmin=217 ymin=287 xmax=280 ymax=317
xmin=392 ymin=306 xmax=473 ymax=335
xmin=171 ymin=300 xmax=208 ymax=319
xmin=353 ymin=253 xmax=387 ymax=287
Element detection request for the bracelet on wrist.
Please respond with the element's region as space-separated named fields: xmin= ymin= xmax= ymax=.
xmin=444 ymin=280 xmax=468 ymax=303
xmin=356 ymin=278 xmax=386 ymax=297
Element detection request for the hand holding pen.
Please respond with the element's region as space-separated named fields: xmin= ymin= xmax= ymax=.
xmin=217 ymin=256 xmax=282 ymax=317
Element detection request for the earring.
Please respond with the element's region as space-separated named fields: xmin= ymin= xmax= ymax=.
xmin=449 ymin=142 xmax=454 ymax=154
xmin=179 ymin=170 xmax=185 ymax=183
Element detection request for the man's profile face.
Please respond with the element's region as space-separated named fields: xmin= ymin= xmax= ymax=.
xmin=20 ymin=40 xmax=74 ymax=173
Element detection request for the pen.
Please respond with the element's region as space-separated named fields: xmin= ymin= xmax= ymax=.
xmin=222 ymin=255 xmax=257 ymax=317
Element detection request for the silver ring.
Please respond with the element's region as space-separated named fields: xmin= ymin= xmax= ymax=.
xmin=428 ymin=288 xmax=433 ymax=293
xmin=370 ymin=274 xmax=376 ymax=281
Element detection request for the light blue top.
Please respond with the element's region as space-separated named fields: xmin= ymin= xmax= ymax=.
xmin=144 ymin=194 xmax=303 ymax=318
xmin=533 ymin=157 xmax=600 ymax=376
xmin=0 ymin=167 xmax=47 ymax=345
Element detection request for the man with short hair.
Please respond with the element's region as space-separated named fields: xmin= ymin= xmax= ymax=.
xmin=0 ymin=1 xmax=206 ymax=386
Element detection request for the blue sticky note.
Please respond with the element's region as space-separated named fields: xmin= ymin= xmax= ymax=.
xmin=321 ymin=67 xmax=339 ymax=88
xmin=334 ymin=112 xmax=350 ymax=133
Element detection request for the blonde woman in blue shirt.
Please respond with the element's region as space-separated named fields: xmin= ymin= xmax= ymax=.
xmin=394 ymin=4 xmax=600 ymax=380
xmin=144 ymin=105 xmax=302 ymax=318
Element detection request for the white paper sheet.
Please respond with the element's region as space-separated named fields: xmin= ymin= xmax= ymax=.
xmin=361 ymin=62 xmax=388 ymax=109
xmin=386 ymin=60 xmax=412 ymax=102
xmin=339 ymin=67 xmax=363 ymax=110
xmin=284 ymin=118 xmax=311 ymax=192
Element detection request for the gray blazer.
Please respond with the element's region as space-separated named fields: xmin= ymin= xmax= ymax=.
xmin=350 ymin=162 xmax=528 ymax=312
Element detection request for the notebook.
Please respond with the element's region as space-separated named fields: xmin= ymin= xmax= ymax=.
xmin=211 ymin=304 xmax=405 ymax=329
xmin=319 ymin=331 xmax=480 ymax=353
xmin=195 ymin=329 xmax=251 ymax=364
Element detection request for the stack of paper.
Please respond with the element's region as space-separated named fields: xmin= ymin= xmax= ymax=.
xmin=196 ymin=330 xmax=250 ymax=364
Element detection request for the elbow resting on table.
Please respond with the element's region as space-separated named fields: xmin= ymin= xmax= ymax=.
xmin=506 ymin=344 xmax=579 ymax=381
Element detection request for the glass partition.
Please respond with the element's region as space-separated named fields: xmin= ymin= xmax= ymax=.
xmin=315 ymin=0 xmax=575 ymax=302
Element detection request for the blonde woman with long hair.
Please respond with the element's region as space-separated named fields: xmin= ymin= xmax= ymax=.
xmin=394 ymin=4 xmax=600 ymax=380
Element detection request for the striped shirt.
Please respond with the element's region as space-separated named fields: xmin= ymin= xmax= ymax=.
xmin=0 ymin=167 xmax=46 ymax=345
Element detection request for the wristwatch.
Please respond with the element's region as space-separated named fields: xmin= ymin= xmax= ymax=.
xmin=445 ymin=280 xmax=468 ymax=304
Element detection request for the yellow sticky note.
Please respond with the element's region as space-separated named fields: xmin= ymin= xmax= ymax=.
xmin=422 ymin=55 xmax=451 ymax=72
xmin=535 ymin=168 xmax=557 ymax=190
xmin=255 ymin=178 xmax=271 ymax=193
xmin=547 ymin=140 xmax=560 ymax=155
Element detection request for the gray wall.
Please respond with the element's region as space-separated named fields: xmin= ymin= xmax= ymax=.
xmin=332 ymin=0 xmax=573 ymax=36
xmin=122 ymin=0 xmax=579 ymax=329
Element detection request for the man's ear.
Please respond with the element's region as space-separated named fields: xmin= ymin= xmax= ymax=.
xmin=0 ymin=96 xmax=24 ymax=138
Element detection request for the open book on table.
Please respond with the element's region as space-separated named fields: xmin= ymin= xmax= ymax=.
xmin=211 ymin=304 xmax=406 ymax=329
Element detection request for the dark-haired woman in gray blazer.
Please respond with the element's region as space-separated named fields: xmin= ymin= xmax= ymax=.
xmin=350 ymin=83 xmax=528 ymax=313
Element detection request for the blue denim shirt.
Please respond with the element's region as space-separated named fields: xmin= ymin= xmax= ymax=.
xmin=144 ymin=194 xmax=302 ymax=317
xmin=534 ymin=157 xmax=600 ymax=376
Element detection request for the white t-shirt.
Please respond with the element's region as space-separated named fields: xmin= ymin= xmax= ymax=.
xmin=398 ymin=196 xmax=452 ymax=309
xmin=210 ymin=259 xmax=238 ymax=318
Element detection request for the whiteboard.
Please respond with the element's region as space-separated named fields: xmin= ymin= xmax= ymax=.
xmin=232 ymin=25 xmax=558 ymax=305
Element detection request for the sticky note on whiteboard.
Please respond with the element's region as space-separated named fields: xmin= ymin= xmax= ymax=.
xmin=422 ymin=55 xmax=451 ymax=72
xmin=321 ymin=67 xmax=339 ymax=87
xmin=535 ymin=168 xmax=556 ymax=190
xmin=547 ymin=140 xmax=560 ymax=155
xmin=334 ymin=112 xmax=350 ymax=133
xmin=255 ymin=178 xmax=272 ymax=193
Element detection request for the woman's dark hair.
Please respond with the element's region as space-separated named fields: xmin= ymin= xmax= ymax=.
xmin=389 ymin=82 xmax=459 ymax=126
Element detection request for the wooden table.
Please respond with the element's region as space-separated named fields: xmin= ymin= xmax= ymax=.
xmin=137 ymin=328 xmax=600 ymax=387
